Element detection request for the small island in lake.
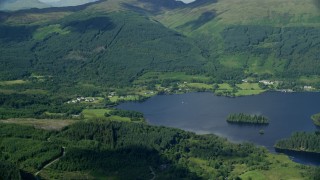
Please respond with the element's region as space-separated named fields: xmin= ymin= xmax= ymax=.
xmin=226 ymin=113 xmax=269 ymax=124
xmin=311 ymin=113 xmax=320 ymax=126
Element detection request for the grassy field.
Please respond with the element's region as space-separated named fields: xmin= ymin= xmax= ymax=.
xmin=239 ymin=154 xmax=310 ymax=180
xmin=0 ymin=80 xmax=28 ymax=86
xmin=108 ymin=95 xmax=140 ymax=102
xmin=235 ymin=90 xmax=266 ymax=96
xmin=184 ymin=82 xmax=266 ymax=96
xmin=184 ymin=150 xmax=311 ymax=179
xmin=33 ymin=24 xmax=70 ymax=40
xmin=82 ymin=109 xmax=131 ymax=122
xmin=0 ymin=118 xmax=76 ymax=130
xmin=186 ymin=83 xmax=213 ymax=89
xmin=134 ymin=72 xmax=211 ymax=84
xmin=82 ymin=109 xmax=109 ymax=119
xmin=218 ymin=83 xmax=233 ymax=90
xmin=235 ymin=83 xmax=266 ymax=96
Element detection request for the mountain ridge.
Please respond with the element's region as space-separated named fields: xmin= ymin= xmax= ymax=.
xmin=0 ymin=0 xmax=320 ymax=89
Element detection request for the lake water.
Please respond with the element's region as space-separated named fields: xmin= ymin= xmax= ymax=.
xmin=117 ymin=92 xmax=320 ymax=165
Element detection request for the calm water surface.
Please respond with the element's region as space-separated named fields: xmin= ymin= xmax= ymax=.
xmin=117 ymin=92 xmax=320 ymax=165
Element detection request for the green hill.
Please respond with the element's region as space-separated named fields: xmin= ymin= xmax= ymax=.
xmin=155 ymin=0 xmax=320 ymax=81
xmin=1 ymin=1 xmax=320 ymax=179
xmin=0 ymin=10 xmax=206 ymax=87
xmin=1 ymin=0 xmax=320 ymax=91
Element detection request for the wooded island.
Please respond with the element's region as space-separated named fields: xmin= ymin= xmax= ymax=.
xmin=226 ymin=113 xmax=269 ymax=124
xmin=311 ymin=113 xmax=320 ymax=126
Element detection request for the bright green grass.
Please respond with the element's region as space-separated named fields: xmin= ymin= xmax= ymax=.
xmin=0 ymin=80 xmax=27 ymax=86
xmin=187 ymin=149 xmax=311 ymax=179
xmin=186 ymin=83 xmax=213 ymax=89
xmin=109 ymin=95 xmax=140 ymax=103
xmin=82 ymin=109 xmax=109 ymax=119
xmin=219 ymin=55 xmax=247 ymax=69
xmin=245 ymin=55 xmax=286 ymax=76
xmin=240 ymin=153 xmax=309 ymax=180
xmin=33 ymin=24 xmax=69 ymax=40
xmin=236 ymin=83 xmax=261 ymax=90
xmin=108 ymin=116 xmax=131 ymax=122
xmin=235 ymin=90 xmax=266 ymax=96
xmin=135 ymin=72 xmax=211 ymax=84
xmin=240 ymin=171 xmax=266 ymax=180
xmin=188 ymin=157 xmax=218 ymax=178
xmin=82 ymin=109 xmax=131 ymax=122
xmin=218 ymin=83 xmax=233 ymax=90
xmin=185 ymin=82 xmax=265 ymax=96
xmin=218 ymin=54 xmax=286 ymax=76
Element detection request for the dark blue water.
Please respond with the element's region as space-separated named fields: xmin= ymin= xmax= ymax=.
xmin=117 ymin=92 xmax=320 ymax=165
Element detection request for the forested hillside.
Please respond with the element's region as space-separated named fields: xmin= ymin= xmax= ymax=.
xmin=0 ymin=10 xmax=205 ymax=87
xmin=155 ymin=0 xmax=320 ymax=85
xmin=1 ymin=1 xmax=320 ymax=179
xmin=0 ymin=0 xmax=320 ymax=91
xmin=1 ymin=121 xmax=319 ymax=179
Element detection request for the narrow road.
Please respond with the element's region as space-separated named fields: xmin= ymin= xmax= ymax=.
xmin=149 ymin=166 xmax=156 ymax=180
xmin=34 ymin=147 xmax=66 ymax=177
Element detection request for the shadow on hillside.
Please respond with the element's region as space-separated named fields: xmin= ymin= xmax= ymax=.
xmin=50 ymin=146 xmax=201 ymax=179
xmin=178 ymin=11 xmax=216 ymax=30
xmin=0 ymin=25 xmax=37 ymax=42
xmin=63 ymin=16 xmax=115 ymax=33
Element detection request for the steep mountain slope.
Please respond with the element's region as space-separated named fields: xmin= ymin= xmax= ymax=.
xmin=0 ymin=0 xmax=320 ymax=88
xmin=154 ymin=0 xmax=320 ymax=80
xmin=0 ymin=10 xmax=206 ymax=86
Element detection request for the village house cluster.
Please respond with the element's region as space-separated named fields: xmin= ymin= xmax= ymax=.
xmin=67 ymin=97 xmax=96 ymax=104
xmin=258 ymin=80 xmax=276 ymax=85
xmin=108 ymin=92 xmax=116 ymax=98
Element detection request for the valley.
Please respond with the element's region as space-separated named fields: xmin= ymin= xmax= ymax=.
xmin=1 ymin=0 xmax=320 ymax=179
